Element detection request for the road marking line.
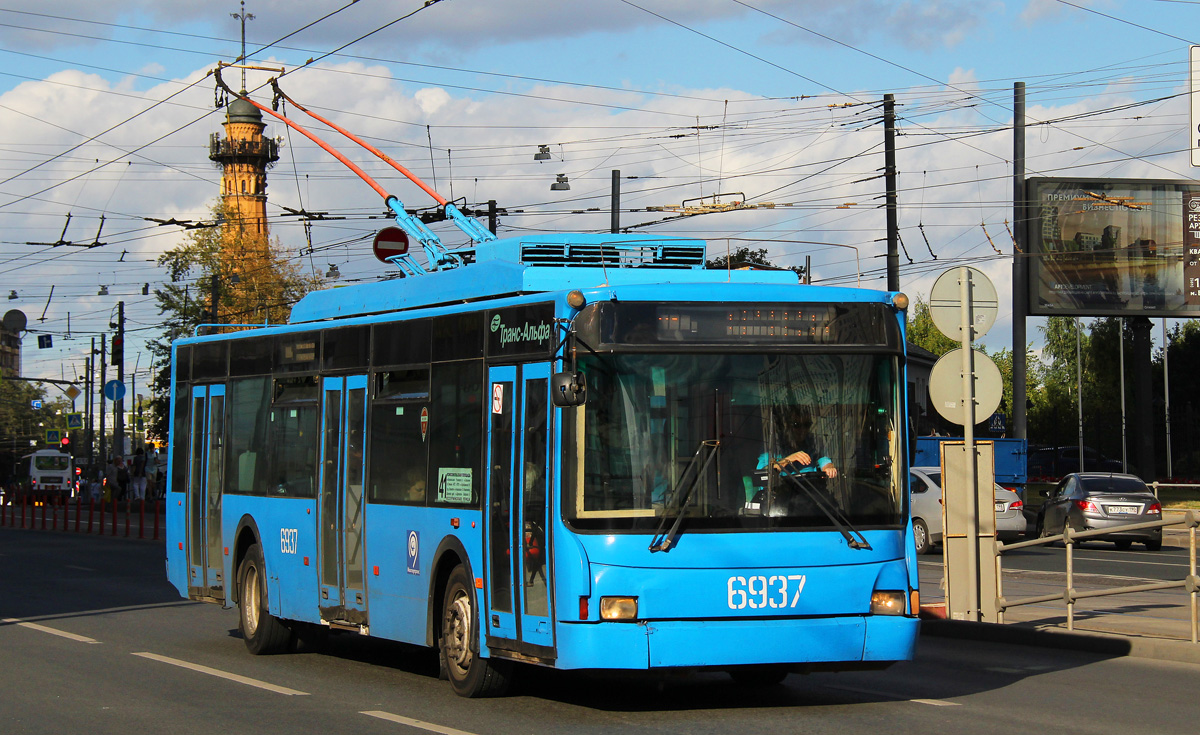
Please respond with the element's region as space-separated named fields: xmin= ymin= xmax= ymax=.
xmin=65 ymin=565 xmax=95 ymax=572
xmin=132 ymin=652 xmax=309 ymax=696
xmin=361 ymin=711 xmax=479 ymax=734
xmin=823 ymin=684 xmax=959 ymax=707
xmin=2 ymin=617 xmax=101 ymax=644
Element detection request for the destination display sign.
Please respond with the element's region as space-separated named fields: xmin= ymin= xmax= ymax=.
xmin=577 ymin=302 xmax=900 ymax=349
xmin=486 ymin=303 xmax=556 ymax=357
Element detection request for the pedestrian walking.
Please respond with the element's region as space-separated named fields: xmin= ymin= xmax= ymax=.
xmin=130 ymin=448 xmax=148 ymax=501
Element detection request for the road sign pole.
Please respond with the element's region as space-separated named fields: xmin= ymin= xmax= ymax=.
xmin=959 ymin=267 xmax=980 ymax=623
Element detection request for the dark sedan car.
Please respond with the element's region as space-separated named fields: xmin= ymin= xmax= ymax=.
xmin=1036 ymin=473 xmax=1162 ymax=550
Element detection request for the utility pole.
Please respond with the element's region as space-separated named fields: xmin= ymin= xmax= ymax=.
xmin=884 ymin=94 xmax=899 ymax=292
xmin=488 ymin=200 xmax=498 ymax=235
xmin=1012 ymin=82 xmax=1028 ymax=440
xmin=114 ymin=301 xmax=125 ymax=458
xmin=85 ymin=341 xmax=93 ymax=468
xmin=611 ymin=170 xmax=621 ymax=234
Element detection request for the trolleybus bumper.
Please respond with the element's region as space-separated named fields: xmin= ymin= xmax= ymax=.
xmin=553 ymin=614 xmax=919 ymax=670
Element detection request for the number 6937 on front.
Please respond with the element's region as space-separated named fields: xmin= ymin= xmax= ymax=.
xmin=726 ymin=574 xmax=807 ymax=610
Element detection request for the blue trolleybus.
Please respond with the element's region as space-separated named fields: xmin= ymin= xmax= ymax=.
xmin=165 ymin=75 xmax=921 ymax=697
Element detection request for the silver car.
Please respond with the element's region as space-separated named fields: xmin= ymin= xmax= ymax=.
xmin=1035 ymin=472 xmax=1162 ymax=550
xmin=909 ymin=466 xmax=1027 ymax=555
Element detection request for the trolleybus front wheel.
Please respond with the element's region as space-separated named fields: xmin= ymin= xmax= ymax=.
xmin=238 ymin=542 xmax=292 ymax=655
xmin=440 ymin=565 xmax=511 ymax=697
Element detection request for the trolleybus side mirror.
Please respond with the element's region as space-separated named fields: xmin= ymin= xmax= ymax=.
xmin=551 ymin=371 xmax=587 ymax=407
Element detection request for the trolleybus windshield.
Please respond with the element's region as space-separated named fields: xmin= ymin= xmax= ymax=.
xmin=563 ymin=352 xmax=902 ymax=532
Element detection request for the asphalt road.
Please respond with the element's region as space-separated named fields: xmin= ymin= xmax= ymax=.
xmin=999 ymin=543 xmax=1192 ymax=582
xmin=4 ymin=528 xmax=1200 ymax=734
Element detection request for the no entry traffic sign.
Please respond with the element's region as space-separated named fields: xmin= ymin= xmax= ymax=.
xmin=373 ymin=227 xmax=410 ymax=263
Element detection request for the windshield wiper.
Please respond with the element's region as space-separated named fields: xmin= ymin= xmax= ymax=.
xmin=778 ymin=473 xmax=873 ymax=551
xmin=648 ymin=439 xmax=720 ymax=553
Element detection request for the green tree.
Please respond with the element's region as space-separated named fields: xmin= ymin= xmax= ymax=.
xmin=906 ymin=296 xmax=958 ymax=356
xmin=0 ymin=378 xmax=70 ymax=482
xmin=1027 ymin=316 xmax=1087 ymax=451
xmin=146 ymin=201 xmax=319 ymax=442
xmin=706 ymin=246 xmax=806 ymax=280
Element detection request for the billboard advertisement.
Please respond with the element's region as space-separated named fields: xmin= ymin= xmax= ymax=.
xmin=1027 ymin=177 xmax=1200 ymax=317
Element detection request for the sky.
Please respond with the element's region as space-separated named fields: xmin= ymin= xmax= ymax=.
xmin=1 ymin=0 xmax=1198 ymax=398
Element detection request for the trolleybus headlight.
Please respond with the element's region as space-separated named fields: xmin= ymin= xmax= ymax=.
xmin=891 ymin=292 xmax=909 ymax=311
xmin=567 ymin=290 xmax=586 ymax=309
xmin=600 ymin=596 xmax=638 ymax=621
xmin=870 ymin=590 xmax=906 ymax=615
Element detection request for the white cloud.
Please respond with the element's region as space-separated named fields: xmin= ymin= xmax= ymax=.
xmin=1 ymin=31 xmax=1189 ymax=376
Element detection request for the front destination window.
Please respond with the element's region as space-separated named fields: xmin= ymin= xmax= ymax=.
xmin=563 ymin=352 xmax=902 ymax=532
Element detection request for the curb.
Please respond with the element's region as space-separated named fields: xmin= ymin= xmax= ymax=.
xmin=920 ymin=618 xmax=1200 ymax=666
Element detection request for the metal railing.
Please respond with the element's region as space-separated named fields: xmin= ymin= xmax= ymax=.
xmin=1149 ymin=481 xmax=1200 ymax=497
xmin=995 ymin=511 xmax=1200 ymax=642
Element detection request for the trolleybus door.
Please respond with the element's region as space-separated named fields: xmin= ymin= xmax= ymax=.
xmin=317 ymin=375 xmax=369 ymax=623
xmin=486 ymin=364 xmax=555 ymax=650
xmin=187 ymin=383 xmax=225 ymax=600
xmin=517 ymin=362 xmax=553 ymax=648
xmin=486 ymin=366 xmax=518 ymax=640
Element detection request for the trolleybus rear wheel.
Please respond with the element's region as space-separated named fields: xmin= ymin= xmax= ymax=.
xmin=440 ymin=565 xmax=511 ymax=697
xmin=238 ymin=543 xmax=292 ymax=655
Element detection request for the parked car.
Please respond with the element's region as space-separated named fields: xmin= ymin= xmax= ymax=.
xmin=1035 ymin=472 xmax=1162 ymax=550
xmin=909 ymin=466 xmax=1027 ymax=555
xmin=1027 ymin=446 xmax=1124 ymax=479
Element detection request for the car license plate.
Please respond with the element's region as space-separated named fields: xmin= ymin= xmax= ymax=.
xmin=994 ymin=501 xmax=1005 ymax=512
xmin=1106 ymin=505 xmax=1138 ymax=515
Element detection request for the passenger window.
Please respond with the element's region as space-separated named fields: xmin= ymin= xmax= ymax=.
xmin=428 ymin=361 xmax=483 ymax=507
xmin=269 ymin=376 xmax=319 ymax=497
xmin=226 ymin=377 xmax=271 ymax=495
xmin=323 ymin=326 xmax=369 ymax=371
xmin=369 ymin=368 xmax=431 ymax=505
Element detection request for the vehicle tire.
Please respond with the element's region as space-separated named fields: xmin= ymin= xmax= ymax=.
xmin=1037 ymin=517 xmax=1060 ymax=548
xmin=238 ymin=543 xmax=293 ymax=655
xmin=728 ymin=664 xmax=789 ymax=686
xmin=1113 ymin=540 xmax=1133 ymax=550
xmin=913 ymin=518 xmax=932 ymax=556
xmin=1145 ymin=539 xmax=1162 ymax=551
xmin=440 ymin=565 xmax=511 ymax=697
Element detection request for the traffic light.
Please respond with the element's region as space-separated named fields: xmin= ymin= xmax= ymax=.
xmin=111 ymin=334 xmax=123 ymax=366
xmin=59 ymin=434 xmax=70 ymax=448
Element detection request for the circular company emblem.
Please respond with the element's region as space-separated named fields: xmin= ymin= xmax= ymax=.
xmin=1190 ymin=198 xmax=1200 ymax=213
xmin=407 ymin=531 xmax=418 ymax=559
xmin=490 ymin=314 xmax=502 ymax=332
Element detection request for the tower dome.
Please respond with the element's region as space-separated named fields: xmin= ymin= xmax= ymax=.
xmin=226 ymin=95 xmax=263 ymax=125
